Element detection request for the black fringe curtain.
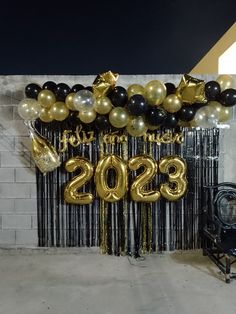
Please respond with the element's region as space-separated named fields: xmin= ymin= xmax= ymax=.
xmin=36 ymin=120 xmax=219 ymax=255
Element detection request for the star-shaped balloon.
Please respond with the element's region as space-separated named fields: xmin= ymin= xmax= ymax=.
xmin=176 ymin=74 xmax=207 ymax=104
xmin=92 ymin=71 xmax=119 ymax=98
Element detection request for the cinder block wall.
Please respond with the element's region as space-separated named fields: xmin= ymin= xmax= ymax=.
xmin=0 ymin=75 xmax=235 ymax=247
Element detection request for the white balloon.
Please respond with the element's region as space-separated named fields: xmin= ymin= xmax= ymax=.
xmin=73 ymin=90 xmax=96 ymax=111
xmin=18 ymin=98 xmax=41 ymax=121
xmin=192 ymin=106 xmax=219 ymax=128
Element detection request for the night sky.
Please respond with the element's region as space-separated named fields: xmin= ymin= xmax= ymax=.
xmin=0 ymin=0 xmax=235 ymax=74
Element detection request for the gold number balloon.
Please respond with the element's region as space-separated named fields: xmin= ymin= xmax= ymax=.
xmin=64 ymin=157 xmax=94 ymax=205
xmin=95 ymin=155 xmax=128 ymax=202
xmin=129 ymin=156 xmax=160 ymax=202
xmin=159 ymin=156 xmax=187 ymax=201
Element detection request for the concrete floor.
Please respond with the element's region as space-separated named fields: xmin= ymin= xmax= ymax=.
xmin=0 ymin=249 xmax=235 ymax=314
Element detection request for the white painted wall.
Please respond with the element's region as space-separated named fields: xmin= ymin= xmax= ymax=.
xmin=0 ymin=75 xmax=235 ymax=246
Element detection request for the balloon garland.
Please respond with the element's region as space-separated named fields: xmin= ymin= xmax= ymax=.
xmin=18 ymin=72 xmax=236 ymax=175
xmin=19 ymin=73 xmax=235 ymax=131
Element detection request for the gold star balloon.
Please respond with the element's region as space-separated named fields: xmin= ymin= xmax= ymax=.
xmin=92 ymin=71 xmax=119 ymax=98
xmin=176 ymin=74 xmax=207 ymax=104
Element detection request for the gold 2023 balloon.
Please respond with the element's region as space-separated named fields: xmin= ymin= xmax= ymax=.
xmin=65 ymin=93 xmax=76 ymax=111
xmin=127 ymin=84 xmax=145 ymax=99
xmin=64 ymin=157 xmax=94 ymax=205
xmin=50 ymin=102 xmax=69 ymax=121
xmin=95 ymin=155 xmax=128 ymax=202
xmin=162 ymin=94 xmax=182 ymax=113
xmin=18 ymin=98 xmax=41 ymax=121
xmin=79 ymin=109 xmax=97 ymax=123
xmin=126 ymin=116 xmax=147 ymax=137
xmin=109 ymin=107 xmax=129 ymax=128
xmin=39 ymin=107 xmax=53 ymax=123
xmin=38 ymin=89 xmax=56 ymax=109
xmin=216 ymin=75 xmax=234 ymax=91
xmin=145 ymin=80 xmax=167 ymax=105
xmin=129 ymin=155 xmax=160 ymax=202
xmin=159 ymin=155 xmax=187 ymax=201
xmin=94 ymin=96 xmax=113 ymax=114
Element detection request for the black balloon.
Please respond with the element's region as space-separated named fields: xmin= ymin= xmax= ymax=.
xmin=55 ymin=83 xmax=71 ymax=101
xmin=95 ymin=115 xmax=111 ymax=131
xmin=127 ymin=94 xmax=148 ymax=116
xmin=67 ymin=111 xmax=80 ymax=128
xmin=25 ymin=83 xmax=41 ymax=99
xmin=108 ymin=86 xmax=128 ymax=107
xmin=205 ymin=81 xmax=221 ymax=100
xmin=165 ymin=83 xmax=176 ymax=96
xmin=146 ymin=106 xmax=167 ymax=126
xmin=85 ymin=86 xmax=93 ymax=92
xmin=164 ymin=113 xmax=179 ymax=128
xmin=178 ymin=106 xmax=195 ymax=121
xmin=71 ymin=84 xmax=84 ymax=93
xmin=42 ymin=81 xmax=57 ymax=93
xmin=219 ymin=88 xmax=236 ymax=107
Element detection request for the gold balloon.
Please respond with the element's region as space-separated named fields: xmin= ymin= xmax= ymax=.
xmin=65 ymin=93 xmax=76 ymax=111
xmin=109 ymin=107 xmax=129 ymax=128
xmin=64 ymin=157 xmax=94 ymax=205
xmin=27 ymin=122 xmax=61 ymax=174
xmin=178 ymin=120 xmax=190 ymax=127
xmin=79 ymin=109 xmax=97 ymax=123
xmin=145 ymin=80 xmax=167 ymax=105
xmin=94 ymin=96 xmax=113 ymax=114
xmin=95 ymin=155 xmax=128 ymax=202
xmin=159 ymin=155 xmax=187 ymax=201
xmin=38 ymin=90 xmax=56 ymax=109
xmin=127 ymin=84 xmax=145 ymax=98
xmin=126 ymin=116 xmax=147 ymax=137
xmin=39 ymin=107 xmax=53 ymax=123
xmin=216 ymin=75 xmax=234 ymax=91
xmin=129 ymin=155 xmax=160 ymax=202
xmin=49 ymin=102 xmax=69 ymax=121
xmin=162 ymin=94 xmax=182 ymax=113
xmin=219 ymin=107 xmax=232 ymax=122
xmin=208 ymin=100 xmax=232 ymax=122
xmin=18 ymin=98 xmax=41 ymax=121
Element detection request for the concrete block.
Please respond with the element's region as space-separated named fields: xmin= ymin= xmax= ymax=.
xmin=0 ymin=183 xmax=31 ymax=198
xmin=0 ymin=168 xmax=15 ymax=182
xmin=0 ymin=199 xmax=15 ymax=213
xmin=0 ymin=136 xmax=15 ymax=152
xmin=2 ymin=214 xmax=32 ymax=230
xmin=0 ymin=120 xmax=28 ymax=136
xmin=0 ymin=151 xmax=31 ymax=167
xmin=0 ymin=106 xmax=13 ymax=120
xmin=14 ymin=199 xmax=37 ymax=214
xmin=15 ymin=168 xmax=36 ymax=183
xmin=13 ymin=106 xmax=21 ymax=120
xmin=30 ymin=184 xmax=37 ymax=198
xmin=31 ymin=215 xmax=37 ymax=229
xmin=0 ymin=230 xmax=16 ymax=244
xmin=15 ymin=229 xmax=38 ymax=245
xmin=14 ymin=136 xmax=31 ymax=151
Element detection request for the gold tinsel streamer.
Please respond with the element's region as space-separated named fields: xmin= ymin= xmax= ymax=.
xmin=122 ymin=132 xmax=128 ymax=255
xmin=99 ymin=132 xmax=108 ymax=254
xmin=148 ymin=141 xmax=153 ymax=253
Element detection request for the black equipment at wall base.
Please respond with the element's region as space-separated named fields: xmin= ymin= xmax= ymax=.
xmin=203 ymin=183 xmax=236 ymax=283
